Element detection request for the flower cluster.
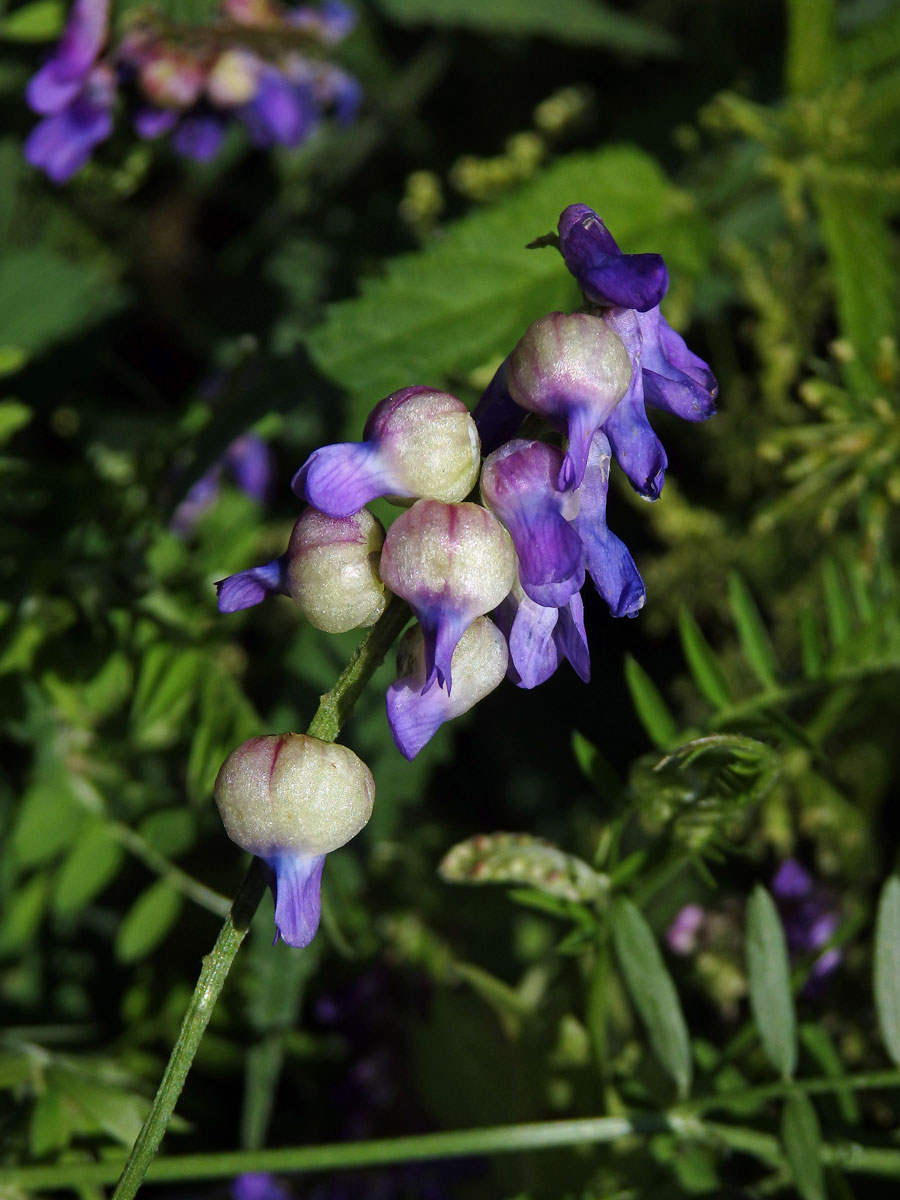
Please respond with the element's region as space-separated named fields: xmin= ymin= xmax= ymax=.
xmin=24 ymin=0 xmax=359 ymax=182
xmin=218 ymin=204 xmax=717 ymax=761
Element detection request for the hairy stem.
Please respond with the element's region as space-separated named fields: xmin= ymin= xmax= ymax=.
xmin=111 ymin=597 xmax=409 ymax=1200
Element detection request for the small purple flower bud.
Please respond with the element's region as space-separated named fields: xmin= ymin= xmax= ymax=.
xmin=600 ymin=307 xmax=667 ymax=500
xmin=134 ymin=105 xmax=179 ymax=140
xmin=481 ymin=439 xmax=584 ymax=608
xmin=558 ymin=204 xmax=669 ymax=313
xmin=216 ymin=556 xmax=288 ymax=613
xmin=386 ymin=617 xmax=508 ymax=759
xmin=214 ymin=733 xmax=374 ymax=947
xmin=286 ymin=507 xmax=387 ymax=633
xmin=471 ymin=356 xmax=525 ymax=456
xmin=379 ymin=500 xmax=516 ymax=694
xmin=293 ymin=387 xmax=481 ymax=518
xmin=639 ymin=307 xmax=717 ymax=422
xmin=207 ymin=48 xmax=260 ymax=108
xmin=494 ymin=581 xmax=589 ymax=689
xmin=139 ymin=49 xmax=207 ymax=109
xmin=506 ymin=312 xmax=631 ymax=492
xmin=573 ymin=433 xmax=645 ymax=618
xmin=241 ymin=66 xmax=315 ymax=147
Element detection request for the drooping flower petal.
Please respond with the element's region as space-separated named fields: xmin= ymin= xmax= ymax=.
xmin=558 ymin=203 xmax=668 ymax=313
xmin=573 ymin=432 xmax=645 ymax=618
xmin=494 ymin=583 xmax=589 ymax=688
xmin=134 ymin=105 xmax=179 ymax=139
xmin=266 ymin=851 xmax=326 ymax=947
xmin=481 ymin=439 xmax=584 ymax=608
xmin=379 ymin=500 xmax=516 ymax=694
xmin=506 ymin=311 xmax=632 ymax=492
xmin=293 ymin=441 xmax=395 ymax=517
xmin=639 ymin=308 xmax=717 ymax=422
xmin=216 ymin=555 xmax=288 ymax=612
xmin=600 ymin=307 xmax=667 ymax=499
xmin=386 ymin=617 xmax=508 ymax=759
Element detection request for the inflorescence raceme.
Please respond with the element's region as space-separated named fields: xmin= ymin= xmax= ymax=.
xmin=24 ymin=0 xmax=359 ymax=182
xmin=214 ymin=205 xmax=717 ymax=946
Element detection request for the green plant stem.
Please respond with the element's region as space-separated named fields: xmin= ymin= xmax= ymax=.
xmin=110 ymin=597 xmax=409 ymax=1200
xmin=11 ymin=1097 xmax=900 ymax=1191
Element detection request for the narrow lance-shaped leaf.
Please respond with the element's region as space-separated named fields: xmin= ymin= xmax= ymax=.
xmin=611 ymin=897 xmax=693 ymax=1098
xmin=746 ymin=884 xmax=797 ymax=1079
xmin=821 ymin=558 xmax=854 ymax=649
xmin=781 ymin=1091 xmax=826 ymax=1200
xmin=624 ymin=655 xmax=678 ymax=749
xmin=678 ymin=608 xmax=731 ymax=709
xmin=874 ymin=875 xmax=900 ymax=1067
xmin=728 ymin=573 xmax=779 ymax=689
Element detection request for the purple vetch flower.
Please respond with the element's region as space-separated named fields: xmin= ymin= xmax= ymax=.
xmin=572 ymin=432 xmax=645 ymax=618
xmin=667 ymin=903 xmax=707 ymax=955
xmin=240 ymin=66 xmax=316 ymax=147
xmin=133 ymin=105 xmax=179 ymax=139
xmin=771 ymin=859 xmax=842 ymax=993
xmin=26 ymin=0 xmax=110 ymax=115
xmin=638 ymin=306 xmax=718 ymax=422
xmin=171 ymin=431 xmax=275 ymax=535
xmin=233 ymin=1172 xmax=292 ymax=1200
xmin=214 ymin=733 xmax=375 ymax=948
xmin=558 ymin=203 xmax=669 ymax=313
xmin=600 ymin=307 xmax=667 ymax=500
xmin=506 ymin=311 xmax=632 ymax=492
xmin=287 ymin=0 xmax=356 ymax=44
xmin=284 ymin=506 xmax=387 ymax=632
xmin=481 ymin=439 xmax=584 ymax=608
xmin=172 ymin=112 xmax=227 ymax=161
xmin=25 ymin=62 xmax=116 ymax=183
xmin=378 ymin=500 xmax=516 ymax=694
xmin=217 ymin=555 xmax=288 ymax=613
xmin=471 ymin=356 xmax=525 ymax=457
xmin=386 ymin=617 xmax=508 ymax=759
xmin=293 ymin=387 xmax=480 ymax=517
xmin=494 ymin=581 xmax=589 ymax=689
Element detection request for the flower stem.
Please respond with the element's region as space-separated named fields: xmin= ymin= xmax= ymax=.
xmin=111 ymin=597 xmax=409 ymax=1200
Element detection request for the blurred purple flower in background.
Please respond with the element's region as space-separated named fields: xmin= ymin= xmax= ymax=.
xmin=233 ymin=1173 xmax=292 ymax=1200
xmin=171 ymin=432 xmax=275 ymax=536
xmin=24 ymin=0 xmax=360 ymax=181
xmin=771 ymin=858 xmax=842 ymax=994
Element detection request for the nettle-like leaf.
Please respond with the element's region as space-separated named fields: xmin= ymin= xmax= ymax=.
xmin=439 ymin=832 xmax=607 ymax=903
xmin=309 ymin=145 xmax=710 ymax=433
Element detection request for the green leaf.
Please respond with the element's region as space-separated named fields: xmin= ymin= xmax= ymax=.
xmin=785 ymin=0 xmax=834 ymax=95
xmin=745 ymin=884 xmax=797 ymax=1079
xmin=874 ymin=875 xmax=900 ymax=1067
xmin=373 ymin=0 xmax=679 ymax=56
xmin=781 ymin=1091 xmax=826 ymax=1200
xmin=624 ymin=655 xmax=678 ymax=748
xmin=813 ymin=184 xmax=899 ymax=391
xmin=822 ymin=558 xmax=853 ymax=649
xmin=0 ymin=248 xmax=126 ymax=356
xmin=29 ymin=1087 xmax=70 ymax=1157
xmin=439 ymin=832 xmax=607 ymax=902
xmin=53 ymin=820 xmax=124 ymax=915
xmin=12 ymin=782 xmax=83 ymax=868
xmin=0 ymin=871 xmax=49 ymax=953
xmin=799 ymin=1023 xmax=860 ymax=1124
xmin=115 ymin=880 xmax=183 ymax=963
xmin=0 ymin=400 xmax=31 ymax=442
xmin=130 ymin=644 xmax=206 ymax=750
xmin=309 ymin=145 xmax=708 ymax=431
xmin=54 ymin=1069 xmax=149 ymax=1146
xmin=728 ymin=573 xmax=778 ymax=689
xmin=799 ymin=609 xmax=823 ymax=680
xmin=610 ymin=897 xmax=693 ymax=1098
xmin=1 ymin=0 xmax=64 ymax=39
xmin=678 ymin=608 xmax=731 ymax=708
